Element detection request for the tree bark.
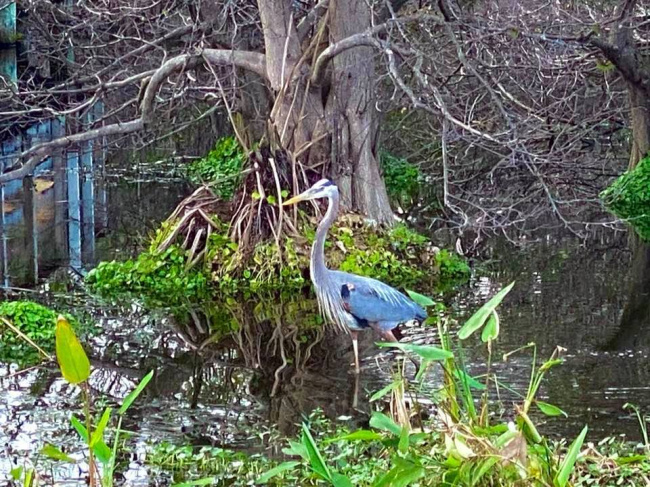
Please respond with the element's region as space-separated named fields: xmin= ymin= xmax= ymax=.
xmin=325 ymin=0 xmax=394 ymax=223
xmin=606 ymin=20 xmax=650 ymax=349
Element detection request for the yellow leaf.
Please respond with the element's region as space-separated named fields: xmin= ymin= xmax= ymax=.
xmin=55 ymin=315 xmax=90 ymax=384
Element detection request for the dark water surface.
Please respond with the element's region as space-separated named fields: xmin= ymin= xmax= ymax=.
xmin=1 ymin=167 xmax=649 ymax=484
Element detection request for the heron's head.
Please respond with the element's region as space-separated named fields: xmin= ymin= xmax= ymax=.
xmin=283 ymin=179 xmax=337 ymax=206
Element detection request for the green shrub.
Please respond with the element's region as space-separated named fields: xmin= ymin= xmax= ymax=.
xmin=186 ymin=136 xmax=246 ymax=199
xmin=0 ymin=301 xmax=77 ymax=364
xmin=601 ymin=156 xmax=650 ymax=241
xmin=380 ymin=150 xmax=421 ymax=207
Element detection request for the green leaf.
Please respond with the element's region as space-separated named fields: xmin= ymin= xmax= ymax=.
xmin=370 ymin=380 xmax=400 ymax=402
xmin=256 ymin=461 xmax=300 ymax=484
xmin=331 ymin=472 xmax=353 ymax=487
xmin=282 ymin=440 xmax=308 ymax=460
xmin=373 ymin=458 xmax=424 ymax=487
xmin=69 ymin=416 xmax=112 ymax=464
xmin=377 ymin=342 xmax=453 ymax=360
xmin=172 ymin=478 xmax=216 ymax=487
xmin=554 ymin=425 xmax=588 ymax=487
xmin=458 ymin=282 xmax=515 ymax=340
xmin=369 ymin=411 xmax=402 ymax=436
xmin=455 ymin=369 xmax=486 ymax=391
xmin=301 ymin=423 xmax=331 ymax=481
xmin=70 ymin=415 xmax=89 ymax=441
xmin=41 ymin=444 xmax=76 ymax=463
xmin=325 ymin=430 xmax=383 ymax=443
xmin=90 ymin=407 xmax=112 ymax=446
xmin=55 ymin=315 xmax=90 ymax=384
xmin=119 ymin=370 xmax=153 ymax=415
xmin=481 ymin=312 xmax=500 ymax=342
xmin=406 ymin=289 xmax=435 ymax=307
xmin=10 ymin=466 xmax=23 ymax=481
xmin=398 ymin=425 xmax=410 ymax=454
xmin=536 ymin=401 xmax=568 ymax=418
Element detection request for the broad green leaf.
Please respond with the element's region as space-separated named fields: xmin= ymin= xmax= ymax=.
xmin=10 ymin=466 xmax=23 ymax=481
xmin=172 ymin=478 xmax=216 ymax=487
xmin=370 ymin=380 xmax=400 ymax=402
xmin=373 ymin=459 xmax=424 ymax=487
xmin=536 ymin=401 xmax=568 ymax=418
xmin=331 ymin=472 xmax=353 ymax=487
xmin=455 ymin=370 xmax=486 ymax=391
xmin=471 ymin=457 xmax=499 ymax=486
xmin=616 ymin=455 xmax=648 ymax=465
xmin=398 ymin=425 xmax=410 ymax=454
xmin=70 ymin=415 xmax=112 ymax=464
xmin=301 ymin=423 xmax=331 ymax=481
xmin=369 ymin=411 xmax=402 ymax=436
xmin=256 ymin=461 xmax=300 ymax=484
xmin=458 ymin=282 xmax=515 ymax=340
xmin=55 ymin=315 xmax=90 ymax=384
xmin=406 ymin=289 xmax=435 ymax=307
xmin=282 ymin=440 xmax=308 ymax=460
xmin=119 ymin=370 xmax=154 ymax=415
xmin=325 ymin=430 xmax=383 ymax=443
xmin=554 ymin=425 xmax=588 ymax=487
xmin=90 ymin=407 xmax=112 ymax=446
xmin=41 ymin=444 xmax=76 ymax=463
xmin=377 ymin=342 xmax=453 ymax=361
xmin=481 ymin=312 xmax=500 ymax=342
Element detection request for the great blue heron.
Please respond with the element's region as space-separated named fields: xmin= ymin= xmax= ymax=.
xmin=283 ymin=179 xmax=427 ymax=373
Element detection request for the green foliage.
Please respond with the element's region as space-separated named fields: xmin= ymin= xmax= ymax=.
xmin=379 ymin=151 xmax=421 ymax=207
xmin=0 ymin=301 xmax=78 ymax=364
xmin=434 ymin=249 xmax=471 ymax=283
xmin=601 ymin=155 xmax=650 ymax=241
xmin=86 ymin=245 xmax=213 ymax=313
xmin=186 ymin=136 xmax=246 ymax=199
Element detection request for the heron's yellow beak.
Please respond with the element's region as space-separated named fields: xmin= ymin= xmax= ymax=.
xmin=283 ymin=193 xmax=308 ymax=206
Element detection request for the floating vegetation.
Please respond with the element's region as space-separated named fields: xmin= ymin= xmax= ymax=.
xmin=0 ymin=301 xmax=78 ymax=365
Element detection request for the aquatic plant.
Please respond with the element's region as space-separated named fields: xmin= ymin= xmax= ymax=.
xmin=0 ymin=300 xmax=78 ymax=364
xmin=185 ymin=136 xmax=247 ymax=199
xmin=13 ymin=315 xmax=154 ymax=487
xmin=601 ymin=155 xmax=650 ymax=241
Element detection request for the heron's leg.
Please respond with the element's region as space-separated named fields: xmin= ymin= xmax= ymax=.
xmin=371 ymin=325 xmax=421 ymax=373
xmin=351 ymin=330 xmax=360 ymax=374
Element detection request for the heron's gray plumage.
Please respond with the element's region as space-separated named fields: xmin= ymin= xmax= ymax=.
xmin=306 ymin=180 xmax=427 ymax=334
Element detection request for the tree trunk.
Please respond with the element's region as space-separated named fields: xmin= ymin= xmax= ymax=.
xmin=610 ymin=55 xmax=650 ymax=349
xmin=257 ymin=0 xmax=394 ymax=224
xmin=326 ymin=0 xmax=394 ymax=223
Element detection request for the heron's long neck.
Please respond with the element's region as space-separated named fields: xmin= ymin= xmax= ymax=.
xmin=311 ymin=193 xmax=339 ymax=283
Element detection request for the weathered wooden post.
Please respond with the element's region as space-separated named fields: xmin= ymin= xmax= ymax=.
xmin=52 ymin=117 xmax=68 ymax=258
xmin=81 ymin=111 xmax=95 ymax=265
xmin=0 ymin=183 xmax=8 ymax=287
xmin=23 ymin=175 xmax=38 ymax=284
xmin=67 ymin=150 xmax=81 ymax=270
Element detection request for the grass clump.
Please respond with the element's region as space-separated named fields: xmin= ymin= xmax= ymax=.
xmin=0 ymin=301 xmax=78 ymax=365
xmin=185 ymin=136 xmax=246 ymax=199
xmin=601 ymin=155 xmax=650 ymax=241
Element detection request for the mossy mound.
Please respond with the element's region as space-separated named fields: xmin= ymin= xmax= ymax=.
xmin=86 ymin=212 xmax=469 ymax=321
xmin=601 ymin=156 xmax=650 ymax=241
xmin=0 ymin=301 xmax=78 ymax=365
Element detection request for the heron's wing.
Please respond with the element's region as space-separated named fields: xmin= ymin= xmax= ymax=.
xmin=332 ymin=271 xmax=427 ymax=325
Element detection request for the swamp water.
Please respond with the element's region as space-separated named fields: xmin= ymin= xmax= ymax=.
xmin=0 ymin=167 xmax=648 ymax=484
